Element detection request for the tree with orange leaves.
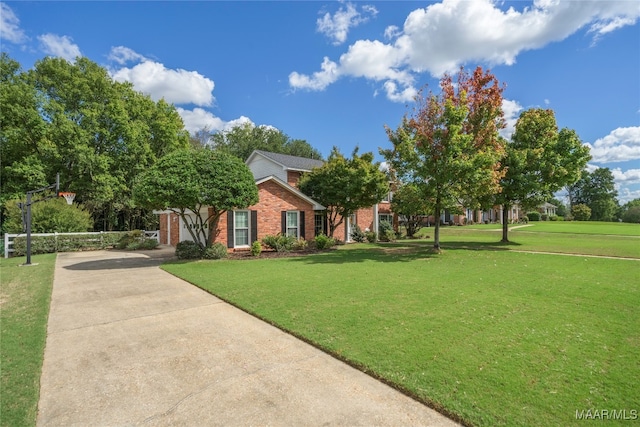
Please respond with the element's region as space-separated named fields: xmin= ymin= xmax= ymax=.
xmin=381 ymin=67 xmax=506 ymax=251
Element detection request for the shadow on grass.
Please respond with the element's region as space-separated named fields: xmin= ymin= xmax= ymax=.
xmin=288 ymin=240 xmax=522 ymax=264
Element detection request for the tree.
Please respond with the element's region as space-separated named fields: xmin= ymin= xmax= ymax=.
xmin=382 ymin=67 xmax=506 ymax=250
xmin=569 ymin=168 xmax=618 ymax=221
xmin=207 ymin=122 xmax=322 ymax=160
xmin=0 ymin=54 xmax=190 ymax=232
xmin=572 ymin=203 xmax=591 ymax=221
xmin=493 ymin=109 xmax=590 ymax=241
xmin=620 ymin=198 xmax=640 ymax=223
xmin=3 ymin=198 xmax=92 ymax=233
xmin=298 ymin=147 xmax=388 ymax=238
xmin=390 ymin=183 xmax=431 ymax=238
xmin=133 ymin=149 xmax=258 ymax=249
xmin=547 ymin=197 xmax=567 ymax=217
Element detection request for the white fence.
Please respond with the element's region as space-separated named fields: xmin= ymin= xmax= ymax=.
xmin=3 ymin=230 xmax=160 ymax=258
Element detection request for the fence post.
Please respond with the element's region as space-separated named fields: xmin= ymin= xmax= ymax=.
xmin=100 ymin=231 xmax=104 ymax=249
xmin=54 ymin=232 xmax=58 ymax=252
xmin=4 ymin=234 xmax=8 ymax=259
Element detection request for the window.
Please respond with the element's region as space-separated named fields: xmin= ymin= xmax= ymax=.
xmin=234 ymin=211 xmax=249 ymax=247
xmin=314 ymin=213 xmax=325 ymax=236
xmin=379 ymin=214 xmax=393 ymax=224
xmin=286 ymin=211 xmax=299 ymax=238
xmin=381 ymin=192 xmax=392 ymax=202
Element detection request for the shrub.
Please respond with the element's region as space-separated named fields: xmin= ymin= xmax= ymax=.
xmin=541 ymin=214 xmax=548 ymax=221
xmin=10 ymin=231 xmax=128 ymax=256
xmin=621 ymin=206 xmax=640 ymax=223
xmin=175 ymin=240 xmax=204 ymax=259
xmin=564 ymin=215 xmax=573 ymax=221
xmin=350 ymin=224 xmax=366 ymax=243
xmin=378 ymin=220 xmax=395 ymax=241
xmin=314 ymin=234 xmax=335 ymax=250
xmin=571 ymin=204 xmax=591 ymax=221
xmin=261 ymin=234 xmax=296 ymax=252
xmin=365 ymin=231 xmax=377 ymax=243
xmin=250 ymin=240 xmax=262 ymax=256
xmin=116 ymin=230 xmax=159 ymax=250
xmin=3 ymin=198 xmax=92 ymax=234
xmin=384 ymin=229 xmax=397 ymax=242
xmin=203 ymin=243 xmax=228 ymax=260
xmin=526 ymin=211 xmax=541 ymax=221
xmin=292 ymin=238 xmax=308 ymax=251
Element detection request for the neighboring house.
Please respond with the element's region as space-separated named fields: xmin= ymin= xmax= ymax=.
xmin=538 ymin=202 xmax=557 ymax=217
xmin=157 ymin=150 xmax=393 ymax=249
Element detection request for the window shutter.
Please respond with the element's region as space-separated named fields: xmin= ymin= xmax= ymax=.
xmin=323 ymin=213 xmax=328 ymax=235
xmin=227 ymin=211 xmax=234 ymax=248
xmin=299 ymin=211 xmax=305 ymax=239
xmin=281 ymin=211 xmax=286 ymax=234
xmin=251 ymin=210 xmax=258 ymax=243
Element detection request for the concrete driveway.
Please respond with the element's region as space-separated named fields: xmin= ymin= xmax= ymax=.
xmin=37 ymin=247 xmax=459 ymax=426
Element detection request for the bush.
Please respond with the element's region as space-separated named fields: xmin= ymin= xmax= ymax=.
xmin=250 ymin=240 xmax=262 ymax=256
xmin=3 ymin=198 xmax=92 ymax=234
xmin=292 ymin=238 xmax=308 ymax=251
xmin=261 ymin=234 xmax=296 ymax=252
xmin=313 ymin=234 xmax=335 ymax=250
xmin=116 ymin=230 xmax=159 ymax=250
xmin=350 ymin=224 xmax=366 ymax=243
xmin=365 ymin=231 xmax=377 ymax=243
xmin=541 ymin=214 xmax=548 ymax=221
xmin=526 ymin=212 xmax=541 ymax=221
xmin=10 ymin=231 xmax=128 ymax=256
xmin=378 ymin=220 xmax=395 ymax=241
xmin=571 ymin=204 xmax=591 ymax=221
xmin=384 ymin=229 xmax=397 ymax=242
xmin=621 ymin=206 xmax=640 ymax=223
xmin=175 ymin=240 xmax=204 ymax=259
xmin=203 ymin=243 xmax=228 ymax=260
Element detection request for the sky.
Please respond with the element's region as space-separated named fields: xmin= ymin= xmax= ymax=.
xmin=1 ymin=0 xmax=639 ymax=204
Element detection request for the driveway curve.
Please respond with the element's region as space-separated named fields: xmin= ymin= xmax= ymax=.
xmin=37 ymin=247 xmax=459 ymax=427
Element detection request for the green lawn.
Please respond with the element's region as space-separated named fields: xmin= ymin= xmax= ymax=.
xmin=164 ymin=229 xmax=640 ymax=427
xmin=0 ymin=254 xmax=56 ymax=427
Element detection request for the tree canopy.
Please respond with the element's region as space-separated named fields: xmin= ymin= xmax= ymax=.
xmin=390 ymin=183 xmax=432 ymax=238
xmin=202 ymin=122 xmax=323 ymax=161
xmin=0 ymin=53 xmax=190 ymax=232
xmin=568 ymin=168 xmax=618 ymax=221
xmin=382 ymin=66 xmax=507 ymax=250
xmin=298 ymin=147 xmax=388 ymax=238
xmin=133 ymin=149 xmax=258 ymax=248
xmin=493 ymin=108 xmax=590 ymax=241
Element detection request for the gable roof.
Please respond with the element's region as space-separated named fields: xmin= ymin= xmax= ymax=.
xmin=247 ymin=150 xmax=324 ymax=172
xmin=255 ymin=175 xmax=325 ymax=210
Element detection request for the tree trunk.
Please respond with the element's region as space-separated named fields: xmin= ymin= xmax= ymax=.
xmin=501 ymin=204 xmax=510 ymax=242
xmin=433 ymin=205 xmax=441 ymax=250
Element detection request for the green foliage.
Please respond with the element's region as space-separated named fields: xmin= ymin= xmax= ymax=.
xmin=299 ymin=147 xmax=388 ymax=238
xmin=175 ymin=240 xmax=204 ymax=259
xmin=3 ymin=198 xmax=92 ymax=234
xmin=621 ymin=206 xmax=640 ymax=223
xmin=261 ymin=234 xmax=296 ymax=252
xmin=568 ymin=168 xmax=618 ymax=221
xmin=378 ymin=220 xmax=394 ymax=241
xmin=526 ymin=212 xmax=541 ymax=221
xmin=365 ymin=231 xmax=377 ymax=243
xmin=572 ymin=204 xmax=592 ymax=221
xmin=134 ymin=148 xmax=258 ymax=249
xmin=206 ymin=122 xmax=323 ymax=161
xmin=292 ymin=238 xmax=308 ymax=251
xmin=540 ymin=213 xmax=548 ymax=221
xmin=349 ymin=224 xmax=367 ymax=243
xmin=203 ymin=243 xmax=228 ymax=260
xmin=313 ymin=234 xmax=335 ymax=250
xmin=250 ymin=240 xmax=262 ymax=256
xmin=0 ymin=54 xmax=190 ymax=232
xmin=116 ymin=230 xmax=158 ymax=250
xmin=382 ymin=67 xmax=507 ymax=250
xmin=11 ymin=232 xmax=126 ymax=256
xmin=391 ymin=183 xmax=430 ymax=237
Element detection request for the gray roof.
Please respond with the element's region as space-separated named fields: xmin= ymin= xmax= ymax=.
xmin=252 ymin=150 xmax=324 ymax=171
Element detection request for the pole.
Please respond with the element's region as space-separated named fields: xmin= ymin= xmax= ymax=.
xmin=25 ymin=192 xmax=32 ymax=265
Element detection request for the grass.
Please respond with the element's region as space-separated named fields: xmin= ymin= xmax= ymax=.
xmin=0 ymin=254 xmax=56 ymax=427
xmin=163 ymin=225 xmax=640 ymax=427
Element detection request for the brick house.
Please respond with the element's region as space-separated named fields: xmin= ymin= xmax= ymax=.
xmin=156 ymin=150 xmax=393 ymax=249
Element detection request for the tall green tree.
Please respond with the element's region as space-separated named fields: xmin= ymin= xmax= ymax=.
xmin=0 ymin=54 xmax=190 ymax=232
xmin=569 ymin=168 xmax=618 ymax=221
xmin=298 ymin=147 xmax=388 ymax=238
xmin=620 ymin=198 xmax=640 ymax=223
xmin=493 ymin=109 xmax=590 ymax=241
xmin=207 ymin=122 xmax=322 ymax=160
xmin=382 ymin=67 xmax=506 ymax=250
xmin=133 ymin=149 xmax=258 ymax=249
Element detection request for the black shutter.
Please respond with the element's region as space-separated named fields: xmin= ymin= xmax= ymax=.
xmin=227 ymin=211 xmax=234 ymax=248
xmin=323 ymin=213 xmax=328 ymax=235
xmin=281 ymin=211 xmax=286 ymax=234
xmin=251 ymin=210 xmax=258 ymax=243
xmin=299 ymin=211 xmax=305 ymax=239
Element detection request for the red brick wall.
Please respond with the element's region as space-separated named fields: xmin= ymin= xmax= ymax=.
xmin=159 ymin=213 xmax=168 ymax=244
xmin=159 ymin=213 xmax=181 ymax=246
xmin=217 ymin=179 xmax=316 ymax=248
xmin=287 ymin=171 xmax=302 ymax=188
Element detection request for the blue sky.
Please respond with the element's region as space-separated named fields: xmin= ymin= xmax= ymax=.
xmin=2 ymin=1 xmax=639 ymax=203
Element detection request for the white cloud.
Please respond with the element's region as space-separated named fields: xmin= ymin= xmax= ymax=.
xmin=176 ymin=107 xmax=252 ymax=134
xmin=611 ymin=167 xmax=640 ymax=184
xmin=38 ymin=34 xmax=81 ymax=61
xmin=108 ymin=46 xmax=148 ymax=65
xmin=0 ymin=2 xmax=26 ymax=43
xmin=112 ymin=60 xmax=215 ymax=106
xmin=292 ymin=0 xmax=640 ymax=101
xmin=500 ymin=99 xmax=524 ymax=139
xmin=317 ymin=2 xmax=378 ymax=45
xmin=586 ymin=126 xmax=640 ymax=163
xmin=383 ymin=81 xmax=417 ymax=103
xmin=617 ymin=187 xmax=640 ymax=204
